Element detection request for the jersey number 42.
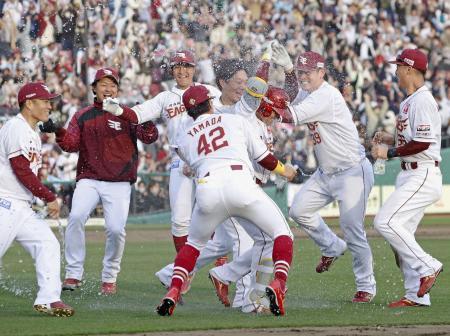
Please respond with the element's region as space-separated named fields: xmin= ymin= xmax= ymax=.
xmin=197 ymin=126 xmax=229 ymax=156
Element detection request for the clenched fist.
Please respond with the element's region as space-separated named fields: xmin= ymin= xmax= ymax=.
xmin=103 ymin=97 xmax=123 ymax=116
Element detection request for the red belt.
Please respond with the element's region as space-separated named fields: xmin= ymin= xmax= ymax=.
xmin=400 ymin=161 xmax=439 ymax=170
xmin=204 ymin=165 xmax=243 ymax=177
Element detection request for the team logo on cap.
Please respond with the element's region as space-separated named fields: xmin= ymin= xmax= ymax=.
xmin=41 ymin=84 xmax=51 ymax=92
xmin=298 ymin=56 xmax=308 ymax=65
xmin=403 ymin=58 xmax=414 ymax=66
xmin=189 ymin=98 xmax=196 ymax=105
xmin=176 ymin=52 xmax=186 ymax=58
xmin=103 ymin=69 xmax=113 ymax=75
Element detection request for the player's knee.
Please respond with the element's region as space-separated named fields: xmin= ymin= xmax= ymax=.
xmin=289 ymin=206 xmax=310 ymax=227
xmin=106 ymin=226 xmax=126 ymax=238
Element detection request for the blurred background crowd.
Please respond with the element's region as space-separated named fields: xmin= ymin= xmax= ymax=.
xmin=1 ymin=0 xmax=449 ymax=215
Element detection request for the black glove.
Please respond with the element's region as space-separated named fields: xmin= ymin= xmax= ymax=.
xmin=39 ymin=119 xmax=61 ymax=133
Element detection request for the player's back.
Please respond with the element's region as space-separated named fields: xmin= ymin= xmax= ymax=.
xmin=176 ymin=113 xmax=268 ymax=178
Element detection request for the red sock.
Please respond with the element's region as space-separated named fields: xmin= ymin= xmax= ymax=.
xmin=272 ymin=235 xmax=293 ymax=283
xmin=170 ymin=244 xmax=200 ymax=290
xmin=173 ymin=235 xmax=188 ymax=253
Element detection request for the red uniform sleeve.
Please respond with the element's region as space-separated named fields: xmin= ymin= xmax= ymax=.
xmin=135 ymin=121 xmax=159 ymax=144
xmin=56 ymin=116 xmax=81 ymax=152
xmin=257 ymin=153 xmax=278 ymax=171
xmin=255 ymin=61 xmax=270 ymax=82
xmin=396 ymin=140 xmax=431 ymax=157
xmin=120 ymin=106 xmax=139 ymax=123
xmin=284 ymin=71 xmax=299 ymax=102
xmin=10 ymin=156 xmax=56 ymax=203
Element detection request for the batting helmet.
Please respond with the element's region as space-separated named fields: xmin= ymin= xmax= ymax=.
xmin=170 ymin=50 xmax=196 ymax=67
xmin=258 ymin=86 xmax=293 ymax=122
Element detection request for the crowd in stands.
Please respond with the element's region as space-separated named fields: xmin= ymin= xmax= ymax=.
xmin=1 ymin=0 xmax=449 ymax=215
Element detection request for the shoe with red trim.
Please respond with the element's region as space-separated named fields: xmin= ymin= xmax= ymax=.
xmin=265 ymin=278 xmax=287 ymax=316
xmin=156 ymin=287 xmax=180 ymax=316
xmin=101 ymin=282 xmax=117 ymax=295
xmin=388 ymin=297 xmax=426 ymax=308
xmin=214 ymin=256 xmax=228 ymax=267
xmin=62 ymin=278 xmax=81 ymax=291
xmin=316 ymin=256 xmax=339 ymax=273
xmin=352 ymin=291 xmax=374 ymax=303
xmin=34 ymin=301 xmax=75 ymax=317
xmin=208 ymin=270 xmax=230 ymax=307
xmin=417 ymin=266 xmax=443 ymax=297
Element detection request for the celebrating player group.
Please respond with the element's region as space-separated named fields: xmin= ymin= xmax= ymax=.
xmin=0 ymin=40 xmax=443 ymax=317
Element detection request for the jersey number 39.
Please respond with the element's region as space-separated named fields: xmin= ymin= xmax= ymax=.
xmin=198 ymin=127 xmax=229 ymax=156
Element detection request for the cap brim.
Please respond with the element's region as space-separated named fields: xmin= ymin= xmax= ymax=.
xmin=48 ymin=93 xmax=61 ymax=100
xmin=273 ymin=106 xmax=294 ymax=123
xmin=92 ymin=76 xmax=119 ymax=85
xmin=297 ymin=65 xmax=319 ymax=72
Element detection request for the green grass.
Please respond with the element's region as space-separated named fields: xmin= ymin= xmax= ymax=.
xmin=0 ymin=221 xmax=449 ymax=335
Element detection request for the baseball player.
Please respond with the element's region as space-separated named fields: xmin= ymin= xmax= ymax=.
xmin=371 ymin=49 xmax=443 ymax=307
xmin=0 ymin=82 xmax=74 ymax=317
xmin=156 ymin=83 xmax=296 ymax=317
xmin=272 ymin=46 xmax=377 ymax=303
xmin=154 ymin=59 xmax=254 ymax=308
xmin=103 ymin=50 xmax=221 ymax=254
xmin=50 ymin=68 xmax=158 ymax=295
xmin=209 ymin=86 xmax=294 ymax=313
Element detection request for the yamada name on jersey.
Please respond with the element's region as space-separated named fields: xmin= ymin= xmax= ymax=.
xmin=187 ymin=115 xmax=222 ymax=137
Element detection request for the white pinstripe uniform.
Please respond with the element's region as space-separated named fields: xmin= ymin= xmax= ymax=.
xmin=374 ymin=85 xmax=442 ymax=306
xmin=288 ymin=81 xmax=376 ymax=295
xmin=132 ymin=83 xmax=221 ymax=237
xmin=0 ymin=114 xmax=62 ymax=305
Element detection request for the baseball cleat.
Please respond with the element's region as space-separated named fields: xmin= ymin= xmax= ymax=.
xmin=417 ymin=266 xmax=443 ymax=297
xmin=316 ymin=255 xmax=339 ymax=273
xmin=62 ymin=278 xmax=81 ymax=291
xmin=34 ymin=301 xmax=75 ymax=317
xmin=101 ymin=282 xmax=117 ymax=295
xmin=265 ymin=278 xmax=287 ymax=316
xmin=208 ymin=270 xmax=230 ymax=307
xmin=156 ymin=287 xmax=180 ymax=316
xmin=388 ymin=297 xmax=426 ymax=308
xmin=352 ymin=291 xmax=374 ymax=303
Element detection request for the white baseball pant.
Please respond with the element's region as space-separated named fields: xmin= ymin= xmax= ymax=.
xmin=374 ymin=164 xmax=442 ymax=305
xmin=64 ymin=179 xmax=131 ymax=283
xmin=155 ymin=216 xmax=253 ymax=308
xmin=0 ymin=197 xmax=61 ymax=305
xmin=169 ymin=159 xmax=195 ymax=237
xmin=290 ymin=158 xmax=376 ymax=294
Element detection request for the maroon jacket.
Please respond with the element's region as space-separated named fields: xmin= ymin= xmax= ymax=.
xmin=56 ymin=101 xmax=158 ymax=183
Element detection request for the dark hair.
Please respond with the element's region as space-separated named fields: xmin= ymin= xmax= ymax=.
xmin=214 ymin=59 xmax=248 ymax=90
xmin=19 ymin=101 xmax=25 ymax=110
xmin=187 ymin=99 xmax=211 ymax=119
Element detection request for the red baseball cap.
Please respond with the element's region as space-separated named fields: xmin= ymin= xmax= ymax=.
xmin=296 ymin=51 xmax=326 ymax=72
xmin=170 ymin=50 xmax=196 ymax=67
xmin=182 ymin=85 xmax=214 ymax=110
xmin=388 ymin=49 xmax=428 ymax=72
xmin=92 ymin=67 xmax=120 ymax=85
xmin=17 ymin=82 xmax=60 ymax=104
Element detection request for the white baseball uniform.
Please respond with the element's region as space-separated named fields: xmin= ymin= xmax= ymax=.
xmin=374 ymin=85 xmax=442 ymax=305
xmin=132 ymin=83 xmax=221 ymax=237
xmin=0 ymin=114 xmax=62 ymax=305
xmin=175 ymin=112 xmax=292 ymax=269
xmin=288 ymin=81 xmax=376 ymax=295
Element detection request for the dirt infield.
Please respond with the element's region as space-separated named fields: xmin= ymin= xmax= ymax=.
xmin=105 ymin=325 xmax=450 ymax=336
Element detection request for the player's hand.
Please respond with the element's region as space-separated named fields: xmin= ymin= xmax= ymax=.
xmin=182 ymin=164 xmax=195 ymax=178
xmin=372 ymin=131 xmax=394 ymax=146
xmin=243 ymin=77 xmax=268 ymax=110
xmin=47 ymin=200 xmax=60 ymax=219
xmin=281 ymin=163 xmax=297 ymax=182
xmin=271 ymin=41 xmax=294 ymax=72
xmin=103 ymin=97 xmax=123 ymax=116
xmin=39 ymin=118 xmax=61 ymax=133
xmin=371 ymin=143 xmax=388 ymax=160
